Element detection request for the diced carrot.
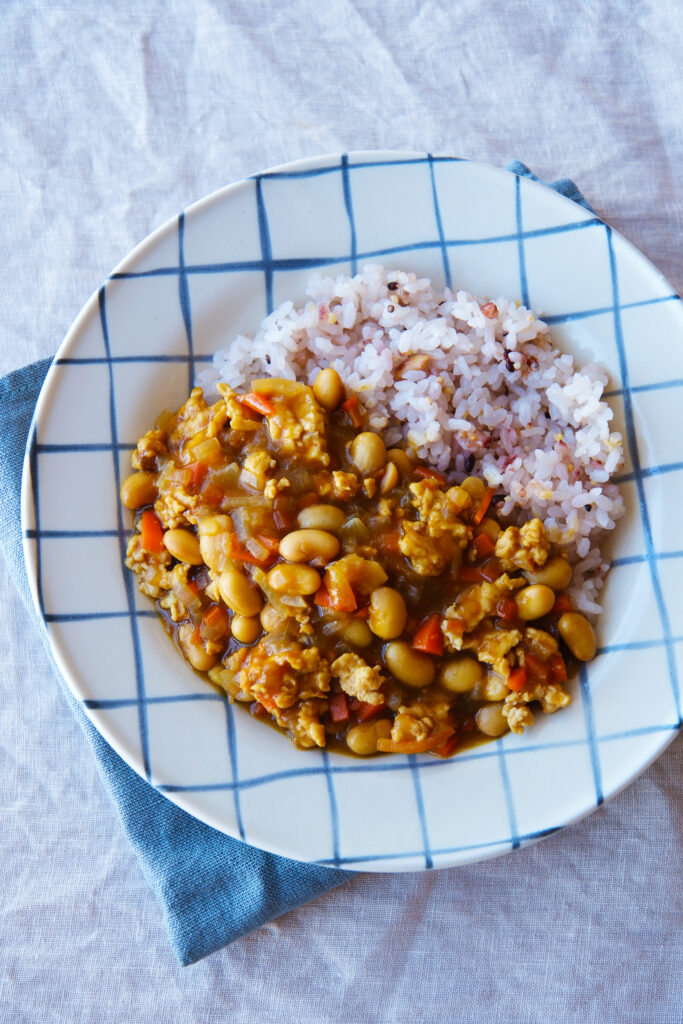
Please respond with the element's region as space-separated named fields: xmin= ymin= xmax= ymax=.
xmin=340 ymin=394 xmax=363 ymax=427
xmin=524 ymin=651 xmax=550 ymax=684
xmin=472 ymin=531 xmax=495 ymax=558
xmin=430 ymin=733 xmax=459 ymax=758
xmin=313 ymin=585 xmax=334 ymax=608
xmin=552 ymin=593 xmax=572 ymax=615
xmin=241 ymin=391 xmax=276 ymax=417
xmin=329 ymin=692 xmax=350 ymax=723
xmin=200 ymin=604 xmax=230 ymax=642
xmin=354 ymin=605 xmax=370 ymax=619
xmin=377 ymin=726 xmax=455 ymax=756
xmin=200 ymin=484 xmax=224 ymax=506
xmin=185 ymin=460 xmax=208 ymax=492
xmin=140 ymin=509 xmax=165 ymax=553
xmin=549 ymin=653 xmax=568 ymax=683
xmin=323 ymin=569 xmax=357 ymax=612
xmin=411 ymin=614 xmax=444 ymax=656
xmin=187 ymin=580 xmax=201 ymax=595
xmin=225 ymin=532 xmax=274 ymax=565
xmin=378 ymin=531 xmax=400 ymax=554
xmin=507 ymin=666 xmax=528 ymax=692
xmin=352 ymin=700 xmax=387 ymax=722
xmin=458 ymin=565 xmax=485 ymax=583
xmin=496 ymin=596 xmax=519 ymax=621
xmin=479 ymin=556 xmax=503 ymax=583
xmin=414 ymin=465 xmax=447 ymax=486
xmin=472 ymin=487 xmax=495 ymax=526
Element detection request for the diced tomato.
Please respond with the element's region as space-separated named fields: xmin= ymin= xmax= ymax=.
xmin=472 ymin=487 xmax=495 ymax=526
xmin=507 ymin=666 xmax=528 ymax=692
xmin=480 ymin=556 xmax=503 ymax=583
xmin=414 ymin=465 xmax=447 ymax=486
xmin=185 ymin=460 xmax=208 ymax=492
xmin=200 ymin=604 xmax=230 ymax=643
xmin=496 ymin=596 xmax=519 ymax=621
xmin=549 ymin=653 xmax=568 ymax=683
xmin=340 ymin=394 xmax=363 ymax=427
xmin=524 ymin=651 xmax=550 ymax=684
xmin=241 ymin=391 xmax=276 ymax=417
xmin=411 ymin=614 xmax=444 ymax=656
xmin=472 ymin=531 xmax=495 ymax=559
xmin=140 ymin=509 xmax=165 ymax=553
xmin=552 ymin=593 xmax=572 ymax=615
xmin=313 ymin=585 xmax=333 ymax=608
xmin=329 ymin=692 xmax=350 ymax=723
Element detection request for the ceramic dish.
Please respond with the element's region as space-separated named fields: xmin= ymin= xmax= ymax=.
xmin=21 ymin=152 xmax=683 ymax=870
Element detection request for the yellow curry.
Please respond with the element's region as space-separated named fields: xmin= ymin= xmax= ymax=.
xmin=120 ymin=369 xmax=597 ymax=758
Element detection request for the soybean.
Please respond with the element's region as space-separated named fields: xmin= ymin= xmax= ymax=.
xmin=514 ymin=584 xmax=556 ymax=621
xmin=346 ymin=719 xmax=392 ymax=756
xmin=178 ymin=622 xmax=218 ymax=673
xmin=558 ymin=612 xmax=597 ymax=661
xmin=313 ymin=367 xmax=345 ymax=411
xmin=260 ymin=603 xmax=285 ymax=632
xmin=379 ymin=461 xmax=399 ymax=495
xmin=297 ymin=504 xmax=346 ymax=533
xmin=524 ymin=555 xmax=572 ymax=591
xmin=266 ymin=563 xmax=321 ymax=596
xmin=460 ymin=475 xmax=486 ymax=499
xmin=218 ymin=569 xmax=263 ymax=617
xmin=350 ymin=432 xmax=386 ymax=476
xmin=438 ymin=656 xmax=484 ymax=694
xmin=163 ymin=528 xmax=203 ymax=565
xmin=386 ymin=448 xmax=414 ymax=474
xmin=279 ymin=529 xmax=340 ymax=564
xmin=475 ymin=703 xmax=509 ymax=738
xmin=230 ymin=615 xmax=261 ymax=645
xmin=384 ymin=642 xmax=435 ymax=688
xmin=368 ymin=587 xmax=407 ymax=640
xmin=343 ymin=619 xmax=373 ymax=648
xmin=120 ymin=471 xmax=158 ymax=509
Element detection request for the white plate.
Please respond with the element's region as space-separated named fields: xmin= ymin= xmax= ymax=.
xmin=21 ymin=151 xmax=683 ymax=871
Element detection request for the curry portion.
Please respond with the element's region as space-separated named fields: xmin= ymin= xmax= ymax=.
xmin=121 ymin=370 xmax=598 ymax=758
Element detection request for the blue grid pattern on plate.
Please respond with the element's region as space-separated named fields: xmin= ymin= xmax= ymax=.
xmin=26 ymin=154 xmax=683 ymax=870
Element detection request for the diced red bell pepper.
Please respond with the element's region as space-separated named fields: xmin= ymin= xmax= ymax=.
xmin=411 ymin=614 xmax=444 ymax=656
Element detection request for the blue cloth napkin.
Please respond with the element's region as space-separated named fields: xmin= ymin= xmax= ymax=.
xmin=0 ymin=163 xmax=593 ymax=965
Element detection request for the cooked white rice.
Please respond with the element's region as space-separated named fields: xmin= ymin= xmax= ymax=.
xmin=197 ymin=265 xmax=624 ymax=615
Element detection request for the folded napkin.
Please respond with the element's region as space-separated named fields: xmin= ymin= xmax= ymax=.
xmin=0 ymin=163 xmax=593 ymax=965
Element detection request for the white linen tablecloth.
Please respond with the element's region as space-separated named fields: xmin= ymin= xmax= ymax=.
xmin=1 ymin=2 xmax=681 ymax=1021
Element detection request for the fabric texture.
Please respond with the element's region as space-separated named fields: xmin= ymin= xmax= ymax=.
xmin=2 ymin=3 xmax=682 ymax=1021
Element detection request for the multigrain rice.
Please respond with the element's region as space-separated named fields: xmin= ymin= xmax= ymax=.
xmin=197 ymin=265 xmax=624 ymax=615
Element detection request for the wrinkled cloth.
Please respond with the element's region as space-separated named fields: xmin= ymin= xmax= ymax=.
xmin=1 ymin=1 xmax=682 ymax=1022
